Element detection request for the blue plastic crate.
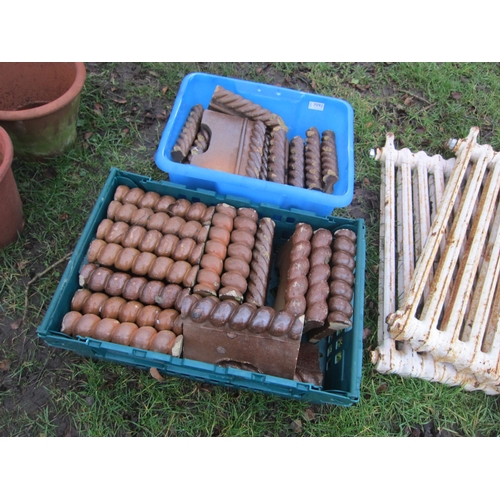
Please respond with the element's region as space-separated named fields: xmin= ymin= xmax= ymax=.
xmin=37 ymin=168 xmax=365 ymax=406
xmin=154 ymin=72 xmax=354 ymax=217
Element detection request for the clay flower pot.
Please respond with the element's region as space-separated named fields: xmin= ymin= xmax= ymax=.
xmin=0 ymin=62 xmax=86 ymax=159
xmin=0 ymin=126 xmax=24 ymax=248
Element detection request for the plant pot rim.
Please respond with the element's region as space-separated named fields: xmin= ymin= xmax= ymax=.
xmin=0 ymin=126 xmax=14 ymax=184
xmin=0 ymin=62 xmax=86 ymax=122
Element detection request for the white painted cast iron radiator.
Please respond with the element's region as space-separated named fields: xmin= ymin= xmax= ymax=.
xmin=372 ymin=127 xmax=500 ymax=395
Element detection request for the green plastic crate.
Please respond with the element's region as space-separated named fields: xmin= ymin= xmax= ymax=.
xmin=37 ymin=168 xmax=366 ymax=406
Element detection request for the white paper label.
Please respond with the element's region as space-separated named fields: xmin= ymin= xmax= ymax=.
xmin=308 ymin=101 xmax=324 ymax=111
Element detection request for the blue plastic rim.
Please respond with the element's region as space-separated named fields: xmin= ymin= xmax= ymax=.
xmin=154 ymin=72 xmax=355 ymax=216
xmin=37 ymin=168 xmax=365 ymax=406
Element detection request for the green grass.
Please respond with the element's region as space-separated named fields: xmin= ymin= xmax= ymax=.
xmin=2 ymin=62 xmax=500 ymax=437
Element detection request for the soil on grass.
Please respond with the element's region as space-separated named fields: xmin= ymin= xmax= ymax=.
xmin=0 ymin=315 xmax=81 ymax=436
xmin=0 ymin=62 xmax=385 ymax=436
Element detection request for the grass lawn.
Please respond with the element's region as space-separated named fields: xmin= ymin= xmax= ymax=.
xmin=1 ymin=62 xmax=500 ymax=437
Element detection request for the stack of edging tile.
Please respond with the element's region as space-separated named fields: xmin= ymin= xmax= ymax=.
xmin=170 ymin=86 xmax=340 ymax=194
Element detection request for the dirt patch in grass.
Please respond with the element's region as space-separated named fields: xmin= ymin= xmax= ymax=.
xmin=83 ymin=62 xmax=171 ymax=163
xmin=345 ymin=184 xmax=379 ymax=220
xmin=0 ymin=315 xmax=81 ymax=436
xmin=406 ymin=422 xmax=459 ymax=437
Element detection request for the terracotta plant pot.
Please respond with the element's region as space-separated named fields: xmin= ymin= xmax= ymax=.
xmin=0 ymin=126 xmax=24 ymax=248
xmin=0 ymin=62 xmax=86 ymax=159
